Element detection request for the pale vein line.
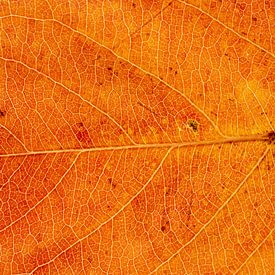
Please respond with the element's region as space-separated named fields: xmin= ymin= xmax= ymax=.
xmin=0 ymin=124 xmax=29 ymax=152
xmin=0 ymin=152 xmax=81 ymax=233
xmin=129 ymin=1 xmax=173 ymax=38
xmin=178 ymin=0 xmax=274 ymax=57
xmin=0 ymin=56 xmax=137 ymax=146
xmin=0 ymin=14 xmax=226 ymax=138
xmin=234 ymin=228 xmax=275 ymax=275
xmin=0 ymin=133 xmax=270 ymax=158
xmin=29 ymin=147 xmax=173 ymax=274
xmin=150 ymin=147 xmax=270 ymax=274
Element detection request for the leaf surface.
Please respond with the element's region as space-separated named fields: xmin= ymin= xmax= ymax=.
xmin=0 ymin=0 xmax=274 ymax=274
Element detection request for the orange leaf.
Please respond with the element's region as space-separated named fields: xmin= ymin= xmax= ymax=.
xmin=0 ymin=0 xmax=274 ymax=274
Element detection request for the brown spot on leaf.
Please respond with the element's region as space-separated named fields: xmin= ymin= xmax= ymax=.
xmin=267 ymin=131 xmax=275 ymax=144
xmin=108 ymin=177 xmax=116 ymax=188
xmin=73 ymin=122 xmax=93 ymax=147
xmin=161 ymin=215 xmax=170 ymax=234
xmin=188 ymin=119 xmax=199 ymax=132
xmin=161 ymin=221 xmax=170 ymax=233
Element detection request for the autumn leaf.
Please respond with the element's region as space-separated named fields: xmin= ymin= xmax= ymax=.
xmin=0 ymin=0 xmax=274 ymax=274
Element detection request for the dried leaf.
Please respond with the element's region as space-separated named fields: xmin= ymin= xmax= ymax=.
xmin=0 ymin=0 xmax=274 ymax=274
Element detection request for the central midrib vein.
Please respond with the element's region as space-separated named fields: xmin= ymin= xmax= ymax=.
xmin=0 ymin=133 xmax=270 ymax=158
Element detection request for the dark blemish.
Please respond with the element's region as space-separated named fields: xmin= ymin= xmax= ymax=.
xmin=92 ymin=55 xmax=101 ymax=62
xmin=267 ymin=131 xmax=275 ymax=144
xmin=35 ymin=233 xmax=43 ymax=243
xmin=132 ymin=3 xmax=136 ymax=8
xmin=74 ymin=122 xmax=93 ymax=146
xmin=108 ymin=178 xmax=116 ymax=188
xmin=238 ymin=3 xmax=246 ymax=11
xmin=185 ymin=208 xmax=192 ymax=228
xmin=107 ymin=67 xmax=112 ymax=71
xmin=137 ymin=101 xmax=160 ymax=117
xmin=169 ymin=67 xmax=173 ymax=71
xmin=252 ymin=17 xmax=257 ymax=21
xmin=161 ymin=221 xmax=170 ymax=233
xmin=241 ymin=32 xmax=247 ymax=35
xmin=244 ymin=190 xmax=248 ymax=194
xmin=188 ymin=119 xmax=199 ymax=132
xmin=225 ymin=53 xmax=231 ymax=60
xmin=175 ymin=71 xmax=178 ymax=75
xmin=211 ymin=111 xmax=217 ymax=117
xmin=165 ymin=187 xmax=171 ymax=196
xmin=228 ymin=98 xmax=234 ymax=101
xmin=0 ymin=110 xmax=6 ymax=117
xmin=100 ymin=117 xmax=108 ymax=125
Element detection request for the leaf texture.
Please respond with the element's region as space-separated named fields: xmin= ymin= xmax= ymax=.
xmin=0 ymin=0 xmax=274 ymax=274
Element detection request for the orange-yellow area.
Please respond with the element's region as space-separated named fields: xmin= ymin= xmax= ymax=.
xmin=235 ymin=79 xmax=271 ymax=134
xmin=236 ymin=79 xmax=270 ymax=106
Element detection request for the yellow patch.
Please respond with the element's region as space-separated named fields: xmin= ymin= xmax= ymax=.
xmin=236 ymin=79 xmax=269 ymax=107
xmin=234 ymin=79 xmax=271 ymax=134
xmin=162 ymin=117 xmax=169 ymax=125
xmin=118 ymin=134 xmax=125 ymax=143
xmin=149 ymin=126 xmax=157 ymax=134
